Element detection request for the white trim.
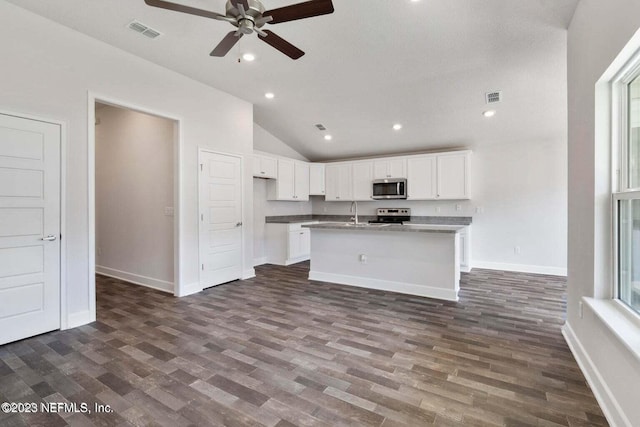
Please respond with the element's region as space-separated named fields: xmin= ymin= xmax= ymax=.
xmin=67 ymin=310 xmax=94 ymax=329
xmin=562 ymin=322 xmax=632 ymax=427
xmin=253 ymin=257 xmax=268 ymax=267
xmin=309 ymin=271 xmax=459 ymax=301
xmin=471 ymin=261 xmax=567 ymax=276
xmin=242 ymin=268 xmax=256 ymax=280
xmin=88 ymin=92 xmax=182 ymax=309
xmin=96 ymin=267 xmax=174 ymax=293
xmin=176 ymin=281 xmax=202 ymax=297
xmin=0 ymin=110 xmax=70 ymax=330
xmin=584 ymin=297 xmax=640 ymax=362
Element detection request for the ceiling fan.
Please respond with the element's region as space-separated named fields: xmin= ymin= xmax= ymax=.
xmin=143 ymin=0 xmax=334 ymax=60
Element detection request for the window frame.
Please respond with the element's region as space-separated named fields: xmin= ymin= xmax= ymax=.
xmin=612 ymin=51 xmax=640 ymax=315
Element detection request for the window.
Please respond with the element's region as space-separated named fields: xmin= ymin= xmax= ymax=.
xmin=615 ymin=71 xmax=640 ymax=315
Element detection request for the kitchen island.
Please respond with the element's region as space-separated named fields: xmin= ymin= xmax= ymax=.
xmin=303 ymin=223 xmax=463 ymax=301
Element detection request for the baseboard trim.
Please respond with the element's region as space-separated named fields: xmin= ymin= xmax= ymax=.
xmin=242 ymin=268 xmax=256 ymax=280
xmin=309 ymin=271 xmax=459 ymax=302
xmin=96 ymin=266 xmax=174 ymax=293
xmin=176 ymin=281 xmax=202 ymax=297
xmin=472 ymin=261 xmax=567 ymax=276
xmin=253 ymin=257 xmax=267 ymax=267
xmin=66 ymin=310 xmax=94 ymax=329
xmin=562 ymin=322 xmax=631 ymax=427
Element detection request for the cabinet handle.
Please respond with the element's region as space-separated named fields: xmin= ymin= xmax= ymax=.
xmin=300 ymin=232 xmax=304 ymax=235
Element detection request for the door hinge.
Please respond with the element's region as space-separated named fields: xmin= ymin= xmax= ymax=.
xmin=201 ymin=264 xmax=204 ymax=270
xmin=200 ymin=163 xmax=203 ymax=171
xmin=201 ymin=214 xmax=204 ymax=221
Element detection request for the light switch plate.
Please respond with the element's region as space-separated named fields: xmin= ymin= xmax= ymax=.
xmin=164 ymin=207 xmax=175 ymax=217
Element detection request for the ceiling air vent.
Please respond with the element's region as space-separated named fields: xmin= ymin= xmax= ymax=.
xmin=315 ymin=124 xmax=327 ymax=131
xmin=485 ymin=91 xmax=502 ymax=104
xmin=127 ymin=20 xmax=162 ymax=39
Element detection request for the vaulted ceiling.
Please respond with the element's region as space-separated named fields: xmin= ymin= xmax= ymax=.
xmin=9 ymin=0 xmax=578 ymax=161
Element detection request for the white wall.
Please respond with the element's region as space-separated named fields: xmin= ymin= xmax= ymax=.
xmin=313 ymin=139 xmax=568 ymax=275
xmin=0 ymin=1 xmax=254 ymax=326
xmin=567 ymin=1 xmax=640 ymax=425
xmin=95 ymin=105 xmax=174 ymax=292
xmin=252 ymin=124 xmax=312 ymax=264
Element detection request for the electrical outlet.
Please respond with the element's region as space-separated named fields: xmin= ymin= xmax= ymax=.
xmin=164 ymin=207 xmax=174 ymax=217
xmin=359 ymin=254 xmax=367 ymax=264
xmin=436 ymin=206 xmax=441 ymax=213
xmin=514 ymin=246 xmax=521 ymax=255
xmin=475 ymin=207 xmax=484 ymax=214
xmin=323 ymin=207 xmax=328 ymax=213
xmin=97 ymin=247 xmax=102 ymax=256
xmin=455 ymin=204 xmax=462 ymax=212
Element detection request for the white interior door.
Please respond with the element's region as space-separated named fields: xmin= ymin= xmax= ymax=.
xmin=0 ymin=113 xmax=60 ymax=345
xmin=199 ymin=151 xmax=243 ymax=288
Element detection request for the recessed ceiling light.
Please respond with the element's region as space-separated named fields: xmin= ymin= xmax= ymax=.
xmin=242 ymin=53 xmax=255 ymax=62
xmin=393 ymin=123 xmax=403 ymax=131
xmin=265 ymin=92 xmax=275 ymax=99
xmin=483 ymin=110 xmax=496 ymax=118
xmin=324 ymin=135 xmax=333 ymax=141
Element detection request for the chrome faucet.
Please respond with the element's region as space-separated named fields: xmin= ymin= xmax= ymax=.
xmin=350 ymin=201 xmax=359 ymax=224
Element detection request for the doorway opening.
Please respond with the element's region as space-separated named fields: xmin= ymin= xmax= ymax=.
xmin=93 ymin=101 xmax=179 ymax=298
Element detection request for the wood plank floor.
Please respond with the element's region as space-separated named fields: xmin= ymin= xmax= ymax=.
xmin=0 ymin=262 xmax=607 ymax=426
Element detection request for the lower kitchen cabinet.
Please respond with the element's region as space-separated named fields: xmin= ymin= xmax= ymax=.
xmin=459 ymin=226 xmax=471 ymax=273
xmin=265 ymin=222 xmax=315 ymax=265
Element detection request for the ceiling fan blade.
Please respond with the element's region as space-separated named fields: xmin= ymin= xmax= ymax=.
xmin=259 ymin=30 xmax=305 ymax=60
xmin=144 ymin=0 xmax=225 ymax=20
xmin=210 ymin=32 xmax=243 ymax=57
xmin=264 ymin=0 xmax=334 ymax=24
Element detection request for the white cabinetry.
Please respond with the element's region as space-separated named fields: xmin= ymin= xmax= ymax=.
xmin=406 ymin=151 xmax=471 ymax=200
xmin=267 ymin=159 xmax=310 ymax=201
xmin=252 ymin=154 xmax=277 ymax=179
xmin=352 ymin=161 xmax=374 ymax=201
xmin=265 ymin=222 xmax=314 ymax=265
xmin=459 ymin=226 xmax=471 ymax=272
xmin=437 ymin=152 xmax=469 ymax=199
xmin=309 ymin=163 xmax=325 ymax=196
xmin=373 ymin=158 xmax=407 ymax=179
xmin=325 ymin=163 xmax=353 ymax=201
xmin=407 ymin=155 xmax=436 ymax=200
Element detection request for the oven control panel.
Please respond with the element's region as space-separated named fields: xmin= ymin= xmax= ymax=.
xmin=376 ymin=208 xmax=410 ymax=217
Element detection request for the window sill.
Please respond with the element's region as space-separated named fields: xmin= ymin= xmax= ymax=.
xmin=583 ymin=297 xmax=640 ymax=363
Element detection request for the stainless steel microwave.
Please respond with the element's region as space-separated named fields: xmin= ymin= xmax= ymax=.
xmin=372 ymin=178 xmax=407 ymax=199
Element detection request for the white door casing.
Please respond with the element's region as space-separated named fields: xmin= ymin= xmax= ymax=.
xmin=0 ymin=113 xmax=60 ymax=345
xmin=199 ymin=151 xmax=243 ymax=288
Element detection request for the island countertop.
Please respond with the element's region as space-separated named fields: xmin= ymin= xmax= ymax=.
xmin=303 ymin=222 xmax=464 ymax=234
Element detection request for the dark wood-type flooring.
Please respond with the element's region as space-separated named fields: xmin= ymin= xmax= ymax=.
xmin=0 ymin=262 xmax=607 ymax=426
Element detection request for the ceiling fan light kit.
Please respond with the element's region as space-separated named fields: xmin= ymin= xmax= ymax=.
xmin=143 ymin=0 xmax=334 ymax=60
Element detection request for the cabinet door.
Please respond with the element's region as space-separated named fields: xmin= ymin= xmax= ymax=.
xmin=373 ymin=160 xmax=389 ymax=179
xmin=294 ymin=162 xmax=310 ymax=201
xmin=388 ymin=158 xmax=407 ymax=178
xmin=252 ymin=155 xmax=277 ymax=179
xmin=325 ymin=164 xmax=341 ymax=201
xmin=352 ymin=161 xmax=373 ymax=201
xmin=437 ymin=153 xmax=469 ymax=199
xmin=288 ymin=231 xmax=302 ymax=260
xmin=309 ymin=163 xmax=325 ymax=195
xmin=261 ymin=157 xmax=277 ymax=179
xmin=277 ymin=159 xmax=295 ymax=200
xmin=407 ymin=156 xmax=436 ymax=200
xmin=338 ymin=164 xmax=353 ymax=200
xmin=300 ymin=229 xmax=311 ymax=258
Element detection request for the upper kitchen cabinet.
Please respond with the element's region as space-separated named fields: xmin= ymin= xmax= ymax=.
xmin=309 ymin=163 xmax=325 ymax=196
xmin=407 ymin=151 xmax=471 ymax=200
xmin=267 ymin=159 xmax=310 ymax=201
xmin=352 ymin=161 xmax=374 ymax=201
xmin=407 ymin=155 xmax=437 ymax=200
xmin=325 ymin=163 xmax=353 ymax=201
xmin=252 ymin=154 xmax=277 ymax=179
xmin=373 ymin=158 xmax=407 ymax=179
xmin=437 ymin=151 xmax=470 ymax=199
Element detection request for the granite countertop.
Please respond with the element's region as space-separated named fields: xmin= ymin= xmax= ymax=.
xmin=303 ymin=222 xmax=464 ymax=234
xmin=266 ymin=215 xmax=472 ymax=225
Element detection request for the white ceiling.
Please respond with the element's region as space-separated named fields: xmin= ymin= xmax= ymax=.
xmin=8 ymin=0 xmax=578 ymax=161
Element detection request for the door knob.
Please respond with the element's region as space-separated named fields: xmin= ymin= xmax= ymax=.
xmin=235 ymin=222 xmax=243 ymax=227
xmin=42 ymin=235 xmax=57 ymax=242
